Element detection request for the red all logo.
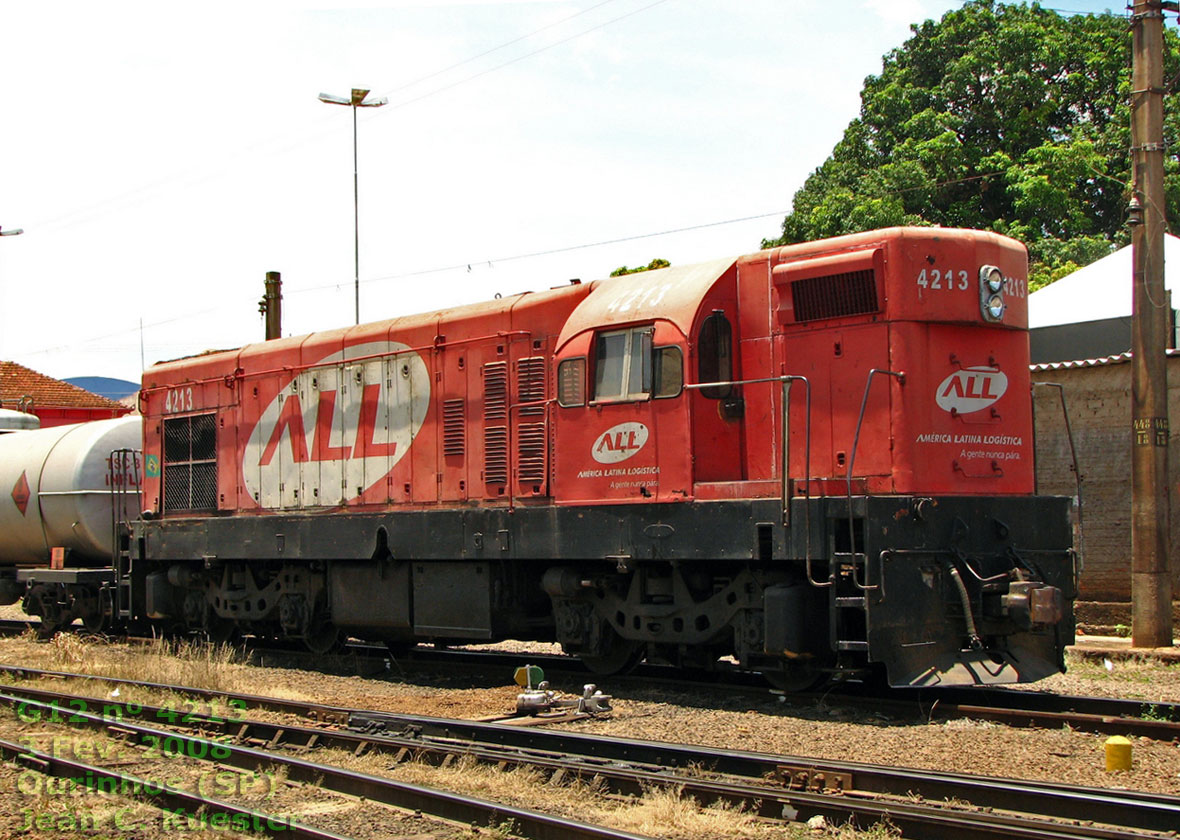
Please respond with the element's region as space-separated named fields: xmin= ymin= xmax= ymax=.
xmin=935 ymin=367 xmax=1008 ymax=414
xmin=591 ymin=422 xmax=649 ymax=464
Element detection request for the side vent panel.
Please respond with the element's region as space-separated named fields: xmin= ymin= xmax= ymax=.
xmin=516 ymin=356 xmax=548 ymax=488
xmin=483 ymin=362 xmax=508 ymax=487
xmin=791 ymin=268 xmax=878 ymax=322
xmin=442 ymin=399 xmax=465 ymax=457
xmin=772 ymin=248 xmax=883 ymax=324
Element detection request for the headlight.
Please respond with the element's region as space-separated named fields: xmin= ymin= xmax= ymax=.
xmin=979 ymin=265 xmax=1006 ymax=322
xmin=981 ymin=265 xmax=1004 ymax=293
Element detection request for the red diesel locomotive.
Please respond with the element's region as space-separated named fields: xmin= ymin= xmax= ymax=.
xmin=116 ymin=226 xmax=1073 ymax=688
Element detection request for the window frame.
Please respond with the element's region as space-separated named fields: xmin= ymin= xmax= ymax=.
xmin=592 ymin=326 xmax=653 ymax=403
xmin=697 ymin=311 xmax=734 ymax=400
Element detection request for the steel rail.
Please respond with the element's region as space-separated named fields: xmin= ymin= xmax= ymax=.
xmin=366 ymin=648 xmax=1180 ymax=740
xmin=0 ymin=680 xmax=1175 ymax=838
xmin=3 ymin=638 xmax=1179 ymax=743
xmin=0 ymin=692 xmax=648 ymax=840
xmin=0 ymin=737 xmax=356 ymax=840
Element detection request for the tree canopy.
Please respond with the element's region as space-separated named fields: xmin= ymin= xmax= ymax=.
xmin=610 ymin=258 xmax=671 ymax=277
xmin=764 ymin=0 xmax=1180 ymax=289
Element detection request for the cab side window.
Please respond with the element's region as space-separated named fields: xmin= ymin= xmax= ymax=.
xmin=653 ymin=346 xmax=683 ymax=398
xmin=594 ymin=326 xmax=653 ymax=401
xmin=560 ymin=325 xmax=684 ymax=407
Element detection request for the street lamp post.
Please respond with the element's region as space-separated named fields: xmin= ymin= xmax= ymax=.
xmin=318 ymin=88 xmax=388 ymax=326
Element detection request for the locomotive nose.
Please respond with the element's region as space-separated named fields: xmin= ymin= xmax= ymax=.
xmin=1001 ymin=581 xmax=1066 ymax=629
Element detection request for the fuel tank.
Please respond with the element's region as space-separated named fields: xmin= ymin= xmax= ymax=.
xmin=0 ymin=416 xmax=141 ymax=566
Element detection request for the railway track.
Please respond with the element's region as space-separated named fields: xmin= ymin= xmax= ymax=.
xmin=3 ymin=616 xmax=1179 ymax=741
xmin=338 ymin=644 xmax=1180 ymax=742
xmin=0 ymin=666 xmax=1176 ymax=839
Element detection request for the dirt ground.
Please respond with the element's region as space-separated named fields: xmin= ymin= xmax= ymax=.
xmin=0 ymin=630 xmax=1176 ymax=840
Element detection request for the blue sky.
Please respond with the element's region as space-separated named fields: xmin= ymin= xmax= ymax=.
xmin=0 ymin=0 xmax=1132 ymax=381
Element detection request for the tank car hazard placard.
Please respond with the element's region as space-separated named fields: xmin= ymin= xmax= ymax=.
xmin=242 ymin=341 xmax=430 ymax=508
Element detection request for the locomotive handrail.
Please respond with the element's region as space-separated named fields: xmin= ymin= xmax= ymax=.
xmin=108 ymin=448 xmax=143 ymax=625
xmin=685 ymin=374 xmax=814 ymax=576
xmin=1031 ymin=381 xmax=1085 ymax=584
xmin=847 ymin=368 xmax=906 ymax=592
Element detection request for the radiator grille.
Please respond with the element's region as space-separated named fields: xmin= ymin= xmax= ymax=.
xmin=791 ymin=268 xmax=879 ymax=322
xmin=162 ymin=413 xmax=218 ymax=512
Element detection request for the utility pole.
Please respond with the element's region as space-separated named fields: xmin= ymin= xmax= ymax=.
xmin=1130 ymin=0 xmax=1174 ymax=648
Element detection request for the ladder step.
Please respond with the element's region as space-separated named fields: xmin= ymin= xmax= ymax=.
xmin=835 ymin=596 xmax=867 ymax=609
xmin=837 ymin=640 xmax=869 ymax=652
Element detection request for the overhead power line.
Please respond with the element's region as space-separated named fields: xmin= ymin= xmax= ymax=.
xmin=18 ymin=206 xmax=782 ymax=356
xmin=25 ymin=0 xmax=669 ymax=233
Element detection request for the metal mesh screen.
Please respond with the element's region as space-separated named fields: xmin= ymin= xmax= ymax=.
xmin=791 ymin=268 xmax=879 ymax=322
xmin=162 ymin=413 xmax=218 ymax=512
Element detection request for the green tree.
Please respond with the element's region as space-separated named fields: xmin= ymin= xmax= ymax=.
xmin=765 ymin=1 xmax=1180 ymax=288
xmin=610 ymin=258 xmax=671 ymax=277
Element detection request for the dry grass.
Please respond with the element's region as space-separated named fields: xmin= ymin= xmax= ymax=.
xmin=310 ymin=745 xmax=898 ymax=840
xmin=41 ymin=632 xmax=246 ymax=693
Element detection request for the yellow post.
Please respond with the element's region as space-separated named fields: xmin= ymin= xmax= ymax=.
xmin=1105 ymin=735 xmax=1133 ymax=771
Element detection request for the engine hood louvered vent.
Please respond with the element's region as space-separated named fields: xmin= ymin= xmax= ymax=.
xmin=772 ymin=247 xmax=883 ymax=324
xmin=791 ymin=268 xmax=879 ymax=322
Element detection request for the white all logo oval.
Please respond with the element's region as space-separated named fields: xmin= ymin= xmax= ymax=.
xmin=242 ymin=341 xmax=431 ymax=508
xmin=592 ymin=422 xmax=649 ymax=464
xmin=935 ymin=367 xmax=1008 ymax=414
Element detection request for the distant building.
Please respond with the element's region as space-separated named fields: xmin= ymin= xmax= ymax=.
xmin=1029 ymin=234 xmax=1180 ymax=364
xmin=0 ymin=361 xmax=134 ymax=427
xmin=1028 ymin=242 xmax=1180 ymax=614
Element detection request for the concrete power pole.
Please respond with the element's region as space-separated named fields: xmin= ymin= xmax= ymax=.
xmin=1130 ymin=0 xmax=1174 ymax=648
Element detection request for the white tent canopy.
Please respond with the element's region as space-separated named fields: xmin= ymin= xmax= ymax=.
xmin=1028 ymin=234 xmax=1180 ymax=329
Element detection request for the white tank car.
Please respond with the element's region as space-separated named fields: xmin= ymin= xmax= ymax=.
xmin=0 ymin=408 xmax=40 ymax=433
xmin=0 ymin=416 xmax=142 ymax=569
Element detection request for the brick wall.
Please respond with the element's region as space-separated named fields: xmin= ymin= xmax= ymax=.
xmin=1032 ymin=354 xmax=1180 ymax=601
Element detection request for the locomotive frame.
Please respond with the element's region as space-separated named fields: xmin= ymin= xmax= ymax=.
xmin=15 ymin=227 xmax=1077 ymax=689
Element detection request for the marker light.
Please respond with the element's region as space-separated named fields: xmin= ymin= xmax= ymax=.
xmin=978 ymin=265 xmax=1006 ymax=322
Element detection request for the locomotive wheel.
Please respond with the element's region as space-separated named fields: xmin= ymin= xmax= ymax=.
xmin=204 ymin=617 xmax=237 ymax=645
xmin=76 ymin=588 xmax=109 ymax=634
xmin=304 ymin=620 xmax=342 ymax=654
xmin=580 ymin=634 xmax=645 ymax=675
xmin=763 ymin=660 xmax=824 ymax=692
xmin=80 ymin=608 xmax=107 ymax=634
xmin=28 ymin=585 xmax=69 ymax=637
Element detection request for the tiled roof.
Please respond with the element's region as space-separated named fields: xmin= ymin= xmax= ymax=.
xmin=0 ymin=361 xmax=128 ymax=409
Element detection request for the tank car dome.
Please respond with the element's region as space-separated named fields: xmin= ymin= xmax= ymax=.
xmin=0 ymin=408 xmax=40 ymax=433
